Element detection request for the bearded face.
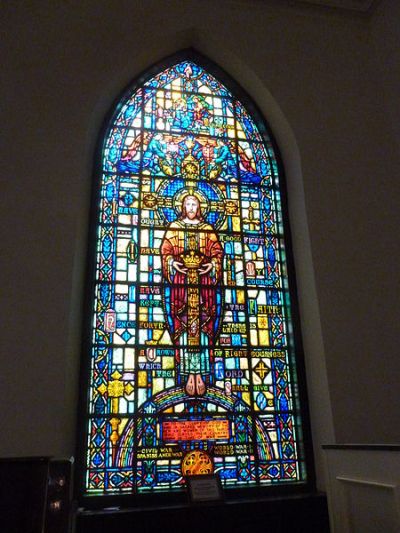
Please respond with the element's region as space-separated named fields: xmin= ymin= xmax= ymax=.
xmin=182 ymin=196 xmax=201 ymax=220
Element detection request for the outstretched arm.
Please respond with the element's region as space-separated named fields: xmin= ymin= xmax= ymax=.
xmin=199 ymin=262 xmax=213 ymax=276
xmin=161 ymin=229 xmax=187 ymax=281
xmin=172 ymin=260 xmax=188 ymax=275
xmin=200 ymin=232 xmax=223 ymax=282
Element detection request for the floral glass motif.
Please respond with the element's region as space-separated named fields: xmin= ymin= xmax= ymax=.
xmin=85 ymin=60 xmax=305 ymax=495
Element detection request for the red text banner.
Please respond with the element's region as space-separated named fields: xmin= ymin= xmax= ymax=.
xmin=162 ymin=420 xmax=230 ymax=441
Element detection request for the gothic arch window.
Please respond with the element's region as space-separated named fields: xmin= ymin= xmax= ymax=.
xmin=79 ymin=50 xmax=312 ymax=500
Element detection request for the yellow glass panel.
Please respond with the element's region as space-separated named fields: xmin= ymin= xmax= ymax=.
xmin=257 ymin=315 xmax=268 ymax=329
xmin=138 ymin=371 xmax=147 ymax=387
xmin=250 ymin=330 xmax=258 ymax=345
xmin=242 ymin=392 xmax=251 ymax=405
xmin=259 ymin=330 xmax=269 ymax=346
xmin=232 ymin=217 xmax=241 ymax=231
xmin=153 ymin=378 xmax=164 ymax=394
xmin=163 ymin=356 xmax=175 ymax=369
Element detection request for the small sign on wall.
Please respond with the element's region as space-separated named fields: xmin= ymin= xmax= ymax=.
xmin=186 ymin=474 xmax=224 ymax=504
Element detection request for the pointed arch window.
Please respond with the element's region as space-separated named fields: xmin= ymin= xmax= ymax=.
xmin=79 ymin=51 xmax=312 ymax=499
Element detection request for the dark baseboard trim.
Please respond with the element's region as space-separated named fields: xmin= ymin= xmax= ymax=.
xmin=322 ymin=444 xmax=400 ymax=451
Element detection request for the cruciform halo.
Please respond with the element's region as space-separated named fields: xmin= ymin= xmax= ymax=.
xmin=173 ymin=188 xmax=210 ymax=218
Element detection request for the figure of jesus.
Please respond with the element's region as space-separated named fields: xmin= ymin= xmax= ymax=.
xmin=161 ymin=195 xmax=223 ymax=396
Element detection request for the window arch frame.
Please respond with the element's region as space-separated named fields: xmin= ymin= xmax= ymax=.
xmin=76 ymin=48 xmax=316 ymax=508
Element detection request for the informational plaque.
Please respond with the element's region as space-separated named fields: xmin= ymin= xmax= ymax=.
xmin=186 ymin=474 xmax=224 ymax=504
xmin=163 ymin=420 xmax=230 ymax=442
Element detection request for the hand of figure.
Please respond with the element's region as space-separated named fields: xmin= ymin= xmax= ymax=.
xmin=172 ymin=260 xmax=188 ymax=274
xmin=199 ymin=262 xmax=213 ymax=275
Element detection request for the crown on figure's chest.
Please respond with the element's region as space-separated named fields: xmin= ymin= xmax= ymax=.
xmin=181 ymin=250 xmax=204 ymax=269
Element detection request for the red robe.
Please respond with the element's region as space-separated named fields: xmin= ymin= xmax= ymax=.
xmin=161 ymin=219 xmax=223 ymax=373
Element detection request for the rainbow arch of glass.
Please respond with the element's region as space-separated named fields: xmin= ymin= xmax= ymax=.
xmin=84 ymin=59 xmax=306 ymax=495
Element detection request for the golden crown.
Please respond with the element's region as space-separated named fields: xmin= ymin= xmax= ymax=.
xmin=181 ymin=251 xmax=204 ymax=269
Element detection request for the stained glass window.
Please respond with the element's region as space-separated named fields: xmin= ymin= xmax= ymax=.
xmin=81 ymin=54 xmax=309 ymax=498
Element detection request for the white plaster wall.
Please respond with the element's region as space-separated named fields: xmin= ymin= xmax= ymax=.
xmin=324 ymin=447 xmax=400 ymax=532
xmin=1 ymin=0 xmax=398 ymax=491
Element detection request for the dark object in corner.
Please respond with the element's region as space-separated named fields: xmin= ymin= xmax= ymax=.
xmin=0 ymin=457 xmax=73 ymax=533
